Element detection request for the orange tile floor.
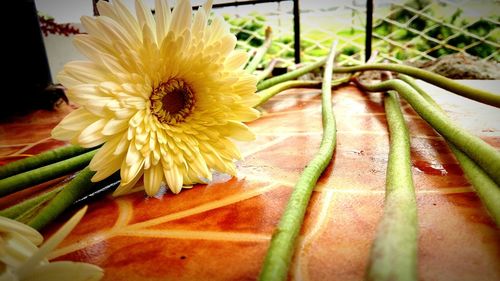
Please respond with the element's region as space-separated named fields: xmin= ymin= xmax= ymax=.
xmin=0 ymin=81 xmax=499 ymax=280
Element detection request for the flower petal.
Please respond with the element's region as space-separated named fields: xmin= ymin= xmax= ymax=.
xmin=155 ymin=0 xmax=171 ymax=43
xmin=52 ymin=108 xmax=97 ymax=141
xmin=78 ymin=119 xmax=108 ymax=147
xmin=164 ymin=165 xmax=183 ymax=194
xmin=63 ymin=61 xmax=110 ymax=85
xmin=16 ymin=207 xmax=88 ymax=279
xmin=225 ymin=50 xmax=248 ymax=70
xmin=0 ymin=217 xmax=43 ymax=246
xmin=120 ymin=157 xmax=144 ymax=185
xmin=144 ymin=164 xmax=164 ymax=196
xmin=96 ymin=0 xmax=117 ymax=20
xmin=102 ymin=118 xmax=129 ymax=135
xmin=112 ymin=0 xmax=142 ymax=41
xmin=23 ymin=261 xmax=103 ymax=281
xmin=170 ymin=0 xmax=191 ymax=34
xmin=220 ymin=121 xmax=255 ymax=141
xmin=135 ymin=0 xmax=156 ymax=41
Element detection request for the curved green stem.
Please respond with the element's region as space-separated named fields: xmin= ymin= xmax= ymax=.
xmin=450 ymin=146 xmax=500 ymax=225
xmin=398 ymin=74 xmax=500 ymax=225
xmin=257 ymin=80 xmax=320 ymax=106
xmin=354 ymin=79 xmax=500 ymax=186
xmin=256 ymin=59 xmax=278 ymax=82
xmin=366 ymin=90 xmax=418 ymax=281
xmin=0 ymin=186 xmax=63 ymax=219
xmin=257 ymin=58 xmax=327 ymax=91
xmin=256 ymin=76 xmax=351 ymax=107
xmin=0 ymin=150 xmax=98 ymax=197
xmin=333 ymin=64 xmax=500 ymax=108
xmin=245 ymin=26 xmax=273 ymax=74
xmin=26 ymin=168 xmax=120 ymax=231
xmin=258 ymin=42 xmax=338 ymax=281
xmin=0 ymin=145 xmax=93 ymax=180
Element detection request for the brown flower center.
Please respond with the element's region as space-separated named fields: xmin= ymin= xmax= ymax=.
xmin=150 ymin=79 xmax=195 ymax=124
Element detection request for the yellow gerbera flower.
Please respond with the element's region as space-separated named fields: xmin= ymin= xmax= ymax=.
xmin=52 ymin=0 xmax=260 ymax=196
xmin=0 ymin=207 xmax=103 ymax=281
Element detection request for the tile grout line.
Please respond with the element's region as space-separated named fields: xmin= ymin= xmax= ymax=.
xmin=11 ymin=137 xmax=52 ymax=156
xmin=49 ymin=183 xmax=281 ymax=259
xmin=293 ymin=189 xmax=336 ymax=281
xmin=242 ymin=135 xmax=291 ymax=158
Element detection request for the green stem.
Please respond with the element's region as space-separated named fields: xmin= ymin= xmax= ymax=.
xmin=0 ymin=186 xmax=63 ymax=219
xmin=26 ymin=167 xmax=119 ymax=231
xmin=398 ymin=74 xmax=500 ymax=225
xmin=245 ymin=26 xmax=273 ymax=74
xmin=256 ymin=76 xmax=351 ymax=107
xmin=257 ymin=58 xmax=327 ymax=91
xmin=354 ymin=79 xmax=500 ymax=186
xmin=258 ymin=42 xmax=338 ymax=281
xmin=0 ymin=150 xmax=98 ymax=197
xmin=366 ymin=90 xmax=418 ymax=281
xmin=333 ymin=64 xmax=500 ymax=108
xmin=451 ymin=146 xmax=500 ymax=225
xmin=256 ymin=59 xmax=278 ymax=83
xmin=0 ymin=145 xmax=93 ymax=180
xmin=257 ymin=80 xmax=320 ymax=106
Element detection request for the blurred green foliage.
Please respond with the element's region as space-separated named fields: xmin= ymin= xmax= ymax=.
xmin=224 ymin=0 xmax=498 ymax=66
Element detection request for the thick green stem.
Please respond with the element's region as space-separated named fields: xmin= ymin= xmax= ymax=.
xmin=26 ymin=168 xmax=119 ymax=231
xmin=451 ymin=146 xmax=500 ymax=225
xmin=256 ymin=77 xmax=351 ymax=107
xmin=366 ymin=90 xmax=418 ymax=281
xmin=333 ymin=64 xmax=500 ymax=108
xmin=257 ymin=58 xmax=327 ymax=91
xmin=398 ymin=74 xmax=500 ymax=225
xmin=256 ymin=59 xmax=278 ymax=83
xmin=245 ymin=26 xmax=273 ymax=74
xmin=0 ymin=186 xmax=63 ymax=219
xmin=0 ymin=145 xmax=93 ymax=180
xmin=258 ymin=42 xmax=338 ymax=281
xmin=0 ymin=150 xmax=97 ymax=197
xmin=257 ymin=80 xmax=320 ymax=106
xmin=354 ymin=79 xmax=500 ymax=186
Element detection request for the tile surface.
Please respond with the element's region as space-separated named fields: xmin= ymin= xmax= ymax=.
xmin=0 ymin=80 xmax=499 ymax=280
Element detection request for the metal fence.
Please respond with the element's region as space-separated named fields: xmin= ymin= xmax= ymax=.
xmin=221 ymin=0 xmax=499 ymax=67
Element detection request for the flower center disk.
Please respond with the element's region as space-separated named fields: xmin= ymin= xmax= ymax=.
xmin=150 ymin=79 xmax=195 ymax=124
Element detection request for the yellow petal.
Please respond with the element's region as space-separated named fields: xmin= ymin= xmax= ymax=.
xmin=96 ymin=1 xmax=117 ymax=20
xmin=223 ymin=121 xmax=255 ymax=141
xmin=57 ymin=71 xmax=81 ymax=88
xmin=91 ymin=155 xmax=122 ymax=182
xmin=135 ymin=0 xmax=156 ymax=41
xmin=121 ymin=156 xmax=145 ymax=185
xmin=155 ymin=0 xmax=171 ymax=42
xmin=0 ymin=217 xmax=43 ymax=246
xmin=16 ymin=207 xmax=88 ymax=279
xmin=81 ymin=16 xmax=110 ymax=44
xmin=144 ymin=164 xmax=163 ymax=196
xmin=23 ymin=261 xmax=103 ymax=281
xmin=0 ymin=231 xmax=39 ymax=268
xmin=78 ymin=119 xmax=107 ymax=145
xmin=113 ymin=0 xmax=142 ymax=40
xmin=164 ymin=165 xmax=183 ymax=194
xmin=225 ymin=50 xmax=248 ymax=70
xmin=89 ymin=134 xmax=124 ymax=170
xmin=64 ymin=61 xmax=109 ymax=85
xmin=112 ymin=169 xmax=143 ymax=197
xmin=202 ymin=0 xmax=213 ymax=14
xmin=102 ymin=118 xmax=129 ymax=135
xmin=96 ymin=17 xmax=139 ymax=51
xmin=170 ymin=0 xmax=191 ymax=34
xmin=52 ymin=108 xmax=97 ymax=141
xmin=73 ymin=35 xmax=106 ymax=64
